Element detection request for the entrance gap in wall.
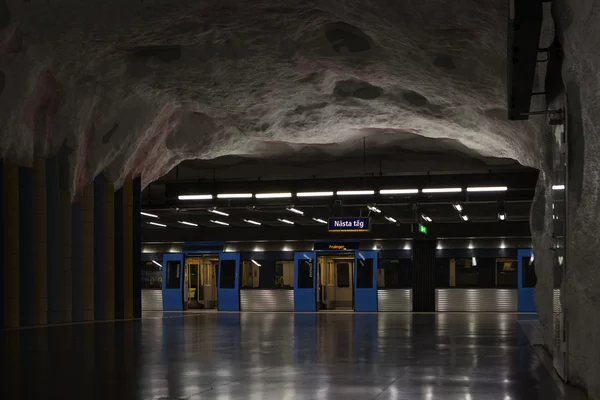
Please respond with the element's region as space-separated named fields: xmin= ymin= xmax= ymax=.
xmin=185 ymin=254 xmax=219 ymax=309
xmin=317 ymin=252 xmax=355 ymax=311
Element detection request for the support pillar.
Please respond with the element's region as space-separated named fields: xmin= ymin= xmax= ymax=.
xmin=412 ymin=239 xmax=436 ymax=312
xmin=33 ymin=158 xmax=48 ymax=325
xmin=104 ymin=181 xmax=115 ymax=320
xmin=82 ymin=184 xmax=94 ymax=321
xmin=19 ymin=167 xmax=33 ymax=326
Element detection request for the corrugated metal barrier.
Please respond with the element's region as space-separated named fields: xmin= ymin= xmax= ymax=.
xmin=436 ymin=289 xmax=518 ymax=312
xmin=377 ymin=289 xmax=412 ymax=312
xmin=240 ymin=290 xmax=294 ymax=311
xmin=141 ymin=290 xmax=163 ymax=311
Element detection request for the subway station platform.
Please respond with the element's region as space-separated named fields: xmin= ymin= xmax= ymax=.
xmin=0 ymin=313 xmax=575 ymax=399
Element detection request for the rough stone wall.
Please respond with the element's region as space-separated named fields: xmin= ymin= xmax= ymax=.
xmin=0 ymin=0 xmax=541 ymax=196
xmin=554 ymin=0 xmax=600 ymax=398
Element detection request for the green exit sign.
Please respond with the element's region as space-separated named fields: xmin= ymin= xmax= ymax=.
xmin=419 ymin=224 xmax=428 ymax=235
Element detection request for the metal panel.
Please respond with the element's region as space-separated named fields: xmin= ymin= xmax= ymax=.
xmin=142 ymin=290 xmax=163 ymax=311
xmin=354 ymin=251 xmax=378 ymax=312
xmin=436 ymin=289 xmax=518 ymax=312
xmin=377 ymin=289 xmax=412 ymax=312
xmin=240 ymin=290 xmax=294 ymax=311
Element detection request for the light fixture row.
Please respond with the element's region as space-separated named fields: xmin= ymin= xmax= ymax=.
xmin=177 ymin=186 xmax=509 ymax=200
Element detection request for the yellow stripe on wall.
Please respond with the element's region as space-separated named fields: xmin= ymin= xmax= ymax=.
xmin=33 ymin=158 xmax=48 ymax=325
xmin=82 ymin=183 xmax=95 ymax=321
xmin=123 ymin=181 xmax=133 ymax=319
xmin=3 ymin=163 xmax=19 ymax=328
xmin=104 ymin=181 xmax=115 ymax=320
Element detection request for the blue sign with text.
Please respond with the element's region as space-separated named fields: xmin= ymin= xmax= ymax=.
xmin=328 ymin=217 xmax=371 ymax=233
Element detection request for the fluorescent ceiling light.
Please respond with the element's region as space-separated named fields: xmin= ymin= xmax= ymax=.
xmin=421 ymin=214 xmax=432 ymax=222
xmin=243 ymin=219 xmax=262 ymax=226
xmin=152 ymin=260 xmax=162 ymax=267
xmin=552 ymin=184 xmax=565 ymax=190
xmin=256 ymin=192 xmax=292 ymax=199
xmin=209 ymin=209 xmax=229 ymax=216
xmin=296 ymin=191 xmax=334 ymax=197
xmin=210 ymin=220 xmax=229 ymax=226
xmin=337 ymin=190 xmax=375 ymax=196
xmin=286 ymin=207 xmax=304 ymax=215
xmin=251 ymin=259 xmax=261 ymax=267
xmin=148 ymin=222 xmax=166 ymax=227
xmin=278 ymin=218 xmax=294 ymax=225
xmin=385 ymin=216 xmax=397 ymax=223
xmin=422 ymin=187 xmax=463 ymax=193
xmin=367 ymin=205 xmax=381 ymax=213
xmin=178 ymin=220 xmax=198 ymax=227
xmin=453 ymin=203 xmax=463 ymax=212
xmin=380 ymin=189 xmax=419 ymax=194
xmin=498 ymin=212 xmax=506 ymax=221
xmin=312 ymin=217 xmax=327 ymax=224
xmin=461 ymin=214 xmax=469 ymax=221
xmin=141 ymin=211 xmax=158 ymax=218
xmin=217 ymin=193 xmax=252 ymax=199
xmin=472 ymin=257 xmax=477 ymax=266
xmin=178 ymin=194 xmax=213 ymax=200
xmin=466 ymin=186 xmax=508 ymax=192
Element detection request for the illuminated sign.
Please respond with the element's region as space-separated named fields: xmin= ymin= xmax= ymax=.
xmin=327 ymin=218 xmax=370 ymax=233
xmin=314 ymin=241 xmax=360 ymax=251
xmin=411 ymin=223 xmax=428 ymax=235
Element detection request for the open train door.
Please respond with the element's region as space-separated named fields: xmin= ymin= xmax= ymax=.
xmin=354 ymin=251 xmax=378 ymax=312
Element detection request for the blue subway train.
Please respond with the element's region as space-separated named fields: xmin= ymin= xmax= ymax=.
xmin=140 ymin=239 xmax=536 ymax=313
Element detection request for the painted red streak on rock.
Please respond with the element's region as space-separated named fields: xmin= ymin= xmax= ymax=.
xmin=122 ymin=103 xmax=183 ymax=187
xmin=22 ymin=68 xmax=63 ymax=154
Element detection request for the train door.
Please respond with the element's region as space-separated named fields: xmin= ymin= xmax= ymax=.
xmin=316 ymin=253 xmax=354 ymax=311
xmin=162 ymin=253 xmax=184 ymax=311
xmin=354 ymin=251 xmax=378 ymax=312
xmin=517 ymin=249 xmax=535 ymax=312
xmin=218 ymin=252 xmax=240 ymax=311
xmin=185 ymin=255 xmax=219 ymax=309
xmin=294 ymin=251 xmax=316 ymax=312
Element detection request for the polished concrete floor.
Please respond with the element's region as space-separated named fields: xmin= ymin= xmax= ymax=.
xmin=0 ymin=313 xmax=569 ymax=399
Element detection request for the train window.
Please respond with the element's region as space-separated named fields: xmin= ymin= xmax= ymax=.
xmin=337 ymin=263 xmax=350 ymax=288
xmin=522 ymin=257 xmax=537 ymax=288
xmin=141 ymin=261 xmax=163 ymax=290
xmin=166 ymin=261 xmax=181 ymax=289
xmin=379 ymin=259 xmax=413 ymax=288
xmin=437 ymin=258 xmax=496 ymax=288
xmin=297 ymin=259 xmax=314 ymax=288
xmin=219 ymin=260 xmax=236 ymax=288
xmin=496 ymin=258 xmax=518 ymax=288
xmin=356 ymin=258 xmax=373 ymax=288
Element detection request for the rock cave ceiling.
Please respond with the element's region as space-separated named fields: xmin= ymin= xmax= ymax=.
xmin=0 ymin=0 xmax=543 ymax=193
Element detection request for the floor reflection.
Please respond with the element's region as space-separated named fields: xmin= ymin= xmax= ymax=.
xmin=0 ymin=313 xmax=565 ymax=399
